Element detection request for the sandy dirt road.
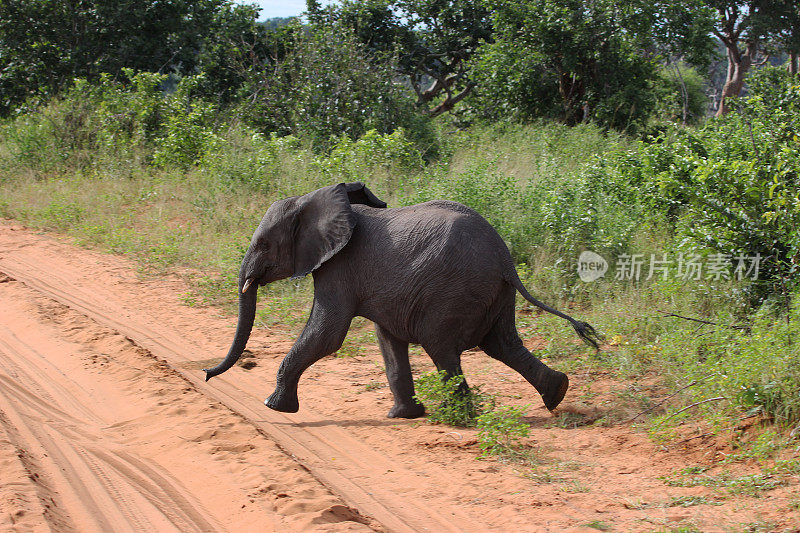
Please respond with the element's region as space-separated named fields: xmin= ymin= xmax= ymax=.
xmin=0 ymin=220 xmax=798 ymax=532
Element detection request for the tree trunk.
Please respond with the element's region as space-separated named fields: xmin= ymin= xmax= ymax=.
xmin=789 ymin=52 xmax=799 ymax=76
xmin=558 ymin=71 xmax=585 ymax=125
xmin=716 ymin=40 xmax=757 ymax=117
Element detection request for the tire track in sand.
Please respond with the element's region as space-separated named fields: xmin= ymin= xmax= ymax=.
xmin=0 ymin=280 xmax=225 ymax=532
xmin=0 ymin=275 xmax=375 ymax=532
xmin=0 ymin=227 xmax=490 ymax=532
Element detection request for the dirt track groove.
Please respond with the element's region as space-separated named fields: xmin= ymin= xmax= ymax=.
xmin=0 ymin=275 xmax=386 ymax=532
xmin=0 ymin=281 xmax=229 ymax=532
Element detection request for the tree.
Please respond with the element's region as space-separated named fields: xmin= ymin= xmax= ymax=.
xmin=650 ymin=3 xmax=717 ymax=124
xmin=194 ymin=3 xmax=276 ymax=104
xmin=771 ymin=1 xmax=800 ymax=76
xmin=707 ymin=0 xmax=796 ymax=116
xmin=395 ymin=0 xmax=492 ymax=116
xmin=241 ymin=23 xmax=431 ymax=150
xmin=313 ymin=0 xmax=493 ymax=117
xmin=0 ymin=0 xmax=235 ymax=115
xmin=473 ymin=0 xmax=715 ymax=130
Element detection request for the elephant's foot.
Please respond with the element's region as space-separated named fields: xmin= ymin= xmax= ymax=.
xmin=265 ymin=390 xmax=299 ymax=413
xmin=387 ymin=401 xmax=425 ymax=419
xmin=540 ymin=371 xmax=569 ymax=411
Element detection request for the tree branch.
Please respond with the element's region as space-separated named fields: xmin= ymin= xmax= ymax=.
xmin=428 ymin=81 xmax=475 ymax=117
xmin=626 ymin=378 xmax=709 ymax=423
xmin=655 ymin=397 xmax=728 ymax=427
xmin=658 ymin=311 xmax=750 ymax=332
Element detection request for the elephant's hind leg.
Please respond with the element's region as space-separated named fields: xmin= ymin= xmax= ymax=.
xmin=265 ymin=298 xmax=352 ymax=413
xmin=479 ymin=320 xmax=569 ymax=411
xmin=375 ymin=325 xmax=425 ymax=418
xmin=424 ymin=348 xmax=482 ymax=418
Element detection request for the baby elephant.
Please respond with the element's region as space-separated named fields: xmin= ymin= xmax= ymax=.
xmin=205 ymin=182 xmax=599 ymax=418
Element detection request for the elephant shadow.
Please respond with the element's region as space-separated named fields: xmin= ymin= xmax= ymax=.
xmin=275 ymin=418 xmax=421 ymax=429
xmin=524 ymin=403 xmax=606 ymax=429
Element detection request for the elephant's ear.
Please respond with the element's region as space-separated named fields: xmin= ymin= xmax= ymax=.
xmin=344 ymin=182 xmax=387 ymax=208
xmin=291 ymin=183 xmax=357 ymax=279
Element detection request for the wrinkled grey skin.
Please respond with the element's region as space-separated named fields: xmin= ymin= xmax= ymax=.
xmin=205 ymin=182 xmax=600 ymax=418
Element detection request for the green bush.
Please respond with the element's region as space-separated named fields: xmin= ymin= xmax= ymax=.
xmin=152 ymin=76 xmax=219 ymax=168
xmin=596 ymin=67 xmax=800 ymax=300
xmin=476 ymin=405 xmax=532 ymax=459
xmin=414 ymin=370 xmax=493 ymax=427
xmin=240 ymin=23 xmax=434 ymax=154
xmin=315 ymin=129 xmax=425 ymax=184
xmin=652 ymin=62 xmax=709 ymax=126
xmin=94 ymin=70 xmax=170 ymax=150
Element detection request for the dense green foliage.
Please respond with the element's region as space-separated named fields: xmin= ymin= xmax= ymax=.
xmin=315 ymin=0 xmax=491 ymax=118
xmin=0 ymin=0 xmax=261 ymax=115
xmin=598 ymin=66 xmax=800 ymax=299
xmin=652 ymin=63 xmax=709 ymax=125
xmin=471 ymin=0 xmax=716 ymax=130
xmin=476 ymin=405 xmax=532 ymax=459
xmin=240 ymin=23 xmax=433 ymax=151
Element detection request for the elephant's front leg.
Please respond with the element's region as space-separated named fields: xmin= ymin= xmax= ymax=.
xmin=265 ymin=299 xmax=351 ymax=413
xmin=375 ymin=325 xmax=425 ymax=419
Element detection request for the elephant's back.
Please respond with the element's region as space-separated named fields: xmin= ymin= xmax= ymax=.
xmin=382 ymin=200 xmax=486 ymax=221
xmin=345 ymin=201 xmax=515 ymax=347
xmin=352 ymin=201 xmax=511 ymax=267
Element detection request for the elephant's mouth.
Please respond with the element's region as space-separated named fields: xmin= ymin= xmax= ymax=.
xmin=242 ymin=275 xmax=270 ymax=293
xmin=242 ymin=268 xmax=276 ymax=293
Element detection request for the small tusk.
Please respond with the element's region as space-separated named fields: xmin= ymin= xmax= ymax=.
xmin=241 ymin=278 xmax=254 ymax=294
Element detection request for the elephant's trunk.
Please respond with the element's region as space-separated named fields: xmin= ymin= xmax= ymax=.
xmin=204 ymin=274 xmax=258 ymax=381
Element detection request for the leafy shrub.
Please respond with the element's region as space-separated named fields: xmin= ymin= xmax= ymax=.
xmin=315 ymin=129 xmax=425 ymax=184
xmin=652 ymin=62 xmax=709 ymax=126
xmin=152 ymin=76 xmax=219 ymax=168
xmin=476 ymin=405 xmax=532 ymax=459
xmin=0 ymin=79 xmax=106 ymax=173
xmin=198 ymin=130 xmax=286 ymax=192
xmin=414 ymin=370 xmax=493 ymax=427
xmin=0 ymin=70 xmax=222 ymax=171
xmin=95 ymin=70 xmax=170 ymax=148
xmin=597 ymin=67 xmax=800 ymax=300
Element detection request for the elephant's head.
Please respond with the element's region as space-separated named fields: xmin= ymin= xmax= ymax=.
xmin=204 ymin=182 xmax=382 ymax=381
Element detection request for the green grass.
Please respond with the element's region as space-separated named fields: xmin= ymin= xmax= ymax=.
xmin=663 ymin=465 xmax=796 ymax=497
xmin=583 ymin=520 xmax=611 ymax=531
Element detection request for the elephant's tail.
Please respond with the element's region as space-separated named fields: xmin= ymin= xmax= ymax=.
xmin=506 ymin=271 xmax=602 ymax=350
